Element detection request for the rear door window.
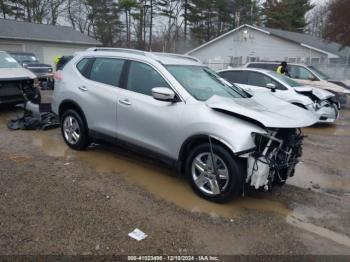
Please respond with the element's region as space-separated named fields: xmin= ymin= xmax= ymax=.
xmin=246 ymin=72 xmax=286 ymax=90
xmin=126 ymin=61 xmax=170 ymax=96
xmin=219 ymin=71 xmax=248 ymax=84
xmin=90 ymin=58 xmax=125 ymax=87
xmin=247 ymin=72 xmax=270 ymax=87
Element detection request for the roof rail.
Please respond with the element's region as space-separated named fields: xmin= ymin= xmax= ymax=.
xmin=152 ymin=52 xmax=201 ymax=63
xmin=86 ymin=47 xmax=147 ymax=56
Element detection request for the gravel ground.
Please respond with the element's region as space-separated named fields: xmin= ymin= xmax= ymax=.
xmin=0 ymin=91 xmax=349 ymax=256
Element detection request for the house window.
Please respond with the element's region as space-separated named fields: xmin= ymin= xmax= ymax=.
xmin=289 ymin=58 xmax=297 ymax=63
xmin=246 ymin=56 xmax=259 ymax=63
xmin=311 ymin=57 xmax=321 ymax=64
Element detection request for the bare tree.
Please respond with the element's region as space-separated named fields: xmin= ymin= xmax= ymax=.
xmin=306 ymin=2 xmax=329 ymax=37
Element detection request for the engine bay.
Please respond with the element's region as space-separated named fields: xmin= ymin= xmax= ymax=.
xmin=247 ymin=129 xmax=304 ymax=190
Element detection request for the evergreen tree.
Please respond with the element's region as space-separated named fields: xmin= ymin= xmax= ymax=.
xmin=0 ymin=0 xmax=12 ymax=18
xmin=325 ymin=0 xmax=350 ymax=49
xmin=263 ymin=0 xmax=313 ymax=32
xmin=87 ymin=0 xmax=123 ymax=46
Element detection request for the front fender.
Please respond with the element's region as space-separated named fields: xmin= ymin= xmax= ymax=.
xmin=175 ymin=107 xmax=267 ymax=158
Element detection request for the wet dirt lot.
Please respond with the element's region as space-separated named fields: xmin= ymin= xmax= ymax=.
xmin=0 ymin=91 xmax=350 ymax=255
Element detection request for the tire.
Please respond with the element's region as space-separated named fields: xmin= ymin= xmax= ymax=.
xmin=338 ymin=94 xmax=347 ymax=108
xmin=61 ymin=109 xmax=89 ymax=150
xmin=185 ymin=143 xmax=243 ymax=203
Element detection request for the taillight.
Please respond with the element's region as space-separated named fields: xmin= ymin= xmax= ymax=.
xmin=54 ymin=70 xmax=63 ymax=81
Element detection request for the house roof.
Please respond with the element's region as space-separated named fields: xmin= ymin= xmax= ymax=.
xmin=0 ymin=19 xmax=101 ymax=46
xmin=187 ymin=24 xmax=349 ymax=59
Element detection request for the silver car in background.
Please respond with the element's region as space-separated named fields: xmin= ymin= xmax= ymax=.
xmin=52 ymin=48 xmax=317 ymax=202
xmin=218 ymin=68 xmax=339 ymax=123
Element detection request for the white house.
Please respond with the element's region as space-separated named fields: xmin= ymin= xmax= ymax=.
xmin=186 ymin=24 xmax=349 ymax=71
xmin=0 ymin=19 xmax=101 ymax=66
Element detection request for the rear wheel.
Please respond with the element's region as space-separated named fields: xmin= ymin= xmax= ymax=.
xmin=61 ymin=109 xmax=89 ymax=150
xmin=185 ymin=143 xmax=243 ymax=203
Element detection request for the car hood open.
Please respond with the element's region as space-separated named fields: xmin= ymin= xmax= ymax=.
xmin=294 ymin=86 xmax=334 ymax=100
xmin=0 ymin=68 xmax=36 ymax=81
xmin=206 ymin=93 xmax=318 ymax=128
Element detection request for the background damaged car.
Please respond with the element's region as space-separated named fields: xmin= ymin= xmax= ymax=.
xmin=9 ymin=52 xmax=54 ymax=90
xmin=245 ymin=62 xmax=350 ymax=107
xmin=0 ymin=51 xmax=41 ymax=105
xmin=52 ymin=48 xmax=318 ymax=202
xmin=218 ymin=68 xmax=339 ymax=124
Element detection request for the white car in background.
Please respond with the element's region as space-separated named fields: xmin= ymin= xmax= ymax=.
xmin=245 ymin=62 xmax=350 ymax=107
xmin=218 ymin=68 xmax=339 ymax=123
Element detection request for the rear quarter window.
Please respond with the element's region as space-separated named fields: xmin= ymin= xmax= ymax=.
xmin=76 ymin=58 xmax=92 ymax=78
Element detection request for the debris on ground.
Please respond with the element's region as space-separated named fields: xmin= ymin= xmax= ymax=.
xmin=128 ymin=228 xmax=148 ymax=241
xmin=8 ymin=102 xmax=59 ymax=131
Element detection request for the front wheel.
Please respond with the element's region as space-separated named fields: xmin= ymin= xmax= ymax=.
xmin=185 ymin=143 xmax=243 ymax=203
xmin=61 ymin=109 xmax=89 ymax=150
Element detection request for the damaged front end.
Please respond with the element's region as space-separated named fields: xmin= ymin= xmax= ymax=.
xmin=246 ymin=129 xmax=304 ymax=190
xmin=295 ymin=87 xmax=339 ymax=123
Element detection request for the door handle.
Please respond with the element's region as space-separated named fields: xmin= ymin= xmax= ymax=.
xmin=78 ymin=86 xmax=88 ymax=92
xmin=119 ymin=99 xmax=131 ymax=106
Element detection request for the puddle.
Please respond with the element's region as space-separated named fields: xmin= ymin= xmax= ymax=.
xmin=303 ymin=107 xmax=350 ymax=137
xmin=303 ymin=125 xmax=350 ymax=137
xmin=287 ymin=215 xmax=350 ymax=248
xmin=32 ymin=131 xmax=291 ymax=219
xmin=287 ymin=163 xmax=350 ymax=194
xmin=27 ymin=130 xmax=350 ymax=247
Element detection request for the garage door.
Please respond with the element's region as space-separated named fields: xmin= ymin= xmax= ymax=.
xmin=0 ymin=43 xmax=23 ymax=52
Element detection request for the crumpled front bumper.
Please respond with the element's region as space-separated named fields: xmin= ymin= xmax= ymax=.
xmin=315 ymin=103 xmax=339 ymax=123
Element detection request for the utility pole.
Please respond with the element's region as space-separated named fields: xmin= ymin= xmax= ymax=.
xmin=250 ymin=2 xmax=254 ymax=25
xmin=149 ymin=0 xmax=153 ymax=51
xmin=184 ymin=0 xmax=188 ymax=40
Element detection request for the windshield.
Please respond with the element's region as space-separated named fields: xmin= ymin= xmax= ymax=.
xmin=309 ymin=66 xmax=330 ymax=80
xmin=166 ymin=65 xmax=248 ymax=101
xmin=0 ymin=52 xmax=22 ymax=69
xmin=268 ymin=71 xmax=303 ymax=87
xmin=11 ymin=53 xmax=38 ymax=64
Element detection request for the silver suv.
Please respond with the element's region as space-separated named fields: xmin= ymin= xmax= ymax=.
xmin=52 ymin=48 xmax=317 ymax=202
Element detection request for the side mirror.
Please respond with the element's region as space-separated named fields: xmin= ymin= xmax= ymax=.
xmin=308 ymin=76 xmax=317 ymax=81
xmin=152 ymin=87 xmax=176 ymax=102
xmin=266 ymin=83 xmax=277 ymax=92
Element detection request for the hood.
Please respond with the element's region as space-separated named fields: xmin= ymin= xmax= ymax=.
xmin=25 ymin=63 xmax=52 ymax=69
xmin=294 ymin=85 xmax=334 ymax=100
xmin=0 ymin=68 xmax=37 ymax=81
xmin=206 ymin=93 xmax=318 ymax=128
xmin=328 ymin=79 xmax=350 ymax=89
xmin=310 ymin=80 xmax=350 ymax=94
